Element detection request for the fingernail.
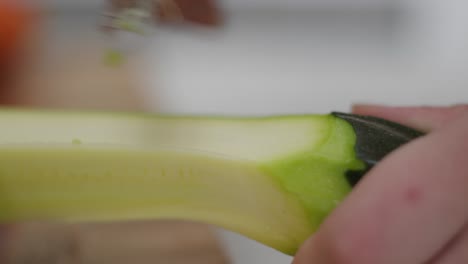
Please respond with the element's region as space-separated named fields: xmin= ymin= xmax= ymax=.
xmin=291 ymin=236 xmax=319 ymax=264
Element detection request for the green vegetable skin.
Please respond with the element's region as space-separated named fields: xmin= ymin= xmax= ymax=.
xmin=0 ymin=109 xmax=364 ymax=255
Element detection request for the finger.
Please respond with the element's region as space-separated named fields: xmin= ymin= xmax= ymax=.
xmin=293 ymin=111 xmax=468 ymax=264
xmin=427 ymin=224 xmax=468 ymax=264
xmin=351 ymin=104 xmax=468 ymax=132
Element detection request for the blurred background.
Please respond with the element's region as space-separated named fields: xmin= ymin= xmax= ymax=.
xmin=1 ymin=0 xmax=467 ymax=263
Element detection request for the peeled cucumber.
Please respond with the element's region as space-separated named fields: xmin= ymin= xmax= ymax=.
xmin=0 ymin=109 xmax=364 ymax=255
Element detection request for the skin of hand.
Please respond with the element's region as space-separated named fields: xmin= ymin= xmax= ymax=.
xmin=293 ymin=104 xmax=468 ymax=264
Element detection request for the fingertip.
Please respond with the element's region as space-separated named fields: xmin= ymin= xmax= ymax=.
xmin=350 ymin=103 xmax=370 ymax=112
xmin=351 ymin=103 xmax=412 ymax=115
xmin=292 ymin=234 xmax=339 ymax=264
xmin=292 ymin=236 xmax=317 ymax=264
xmin=350 ymin=104 xmax=435 ymax=131
xmin=351 ymin=103 xmax=388 ymax=115
xmin=351 ymin=104 xmax=468 ymax=130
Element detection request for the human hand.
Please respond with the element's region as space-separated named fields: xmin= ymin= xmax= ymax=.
xmin=293 ymin=104 xmax=468 ymax=264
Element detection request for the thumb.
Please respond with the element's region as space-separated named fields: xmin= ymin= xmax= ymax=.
xmin=351 ymin=104 xmax=468 ymax=132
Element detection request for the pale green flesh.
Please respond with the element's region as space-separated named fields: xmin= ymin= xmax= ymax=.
xmin=0 ymin=109 xmax=363 ymax=255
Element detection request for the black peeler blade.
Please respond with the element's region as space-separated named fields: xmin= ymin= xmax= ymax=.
xmin=332 ymin=112 xmax=425 ymax=186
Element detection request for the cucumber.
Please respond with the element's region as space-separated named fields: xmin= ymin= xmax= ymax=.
xmin=0 ymin=108 xmax=364 ymax=255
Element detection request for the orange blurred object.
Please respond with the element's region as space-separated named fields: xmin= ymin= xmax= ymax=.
xmin=0 ymin=1 xmax=36 ymax=103
xmin=0 ymin=2 xmax=34 ymax=62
